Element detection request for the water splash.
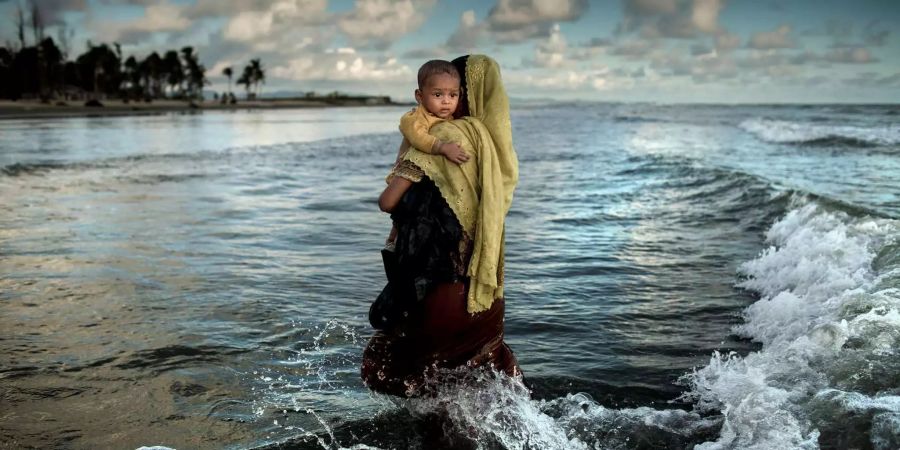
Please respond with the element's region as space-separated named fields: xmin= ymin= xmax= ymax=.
xmin=680 ymin=200 xmax=900 ymax=449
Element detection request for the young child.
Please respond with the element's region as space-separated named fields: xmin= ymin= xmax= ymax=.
xmin=385 ymin=60 xmax=469 ymax=245
xmin=394 ymin=59 xmax=469 ymax=165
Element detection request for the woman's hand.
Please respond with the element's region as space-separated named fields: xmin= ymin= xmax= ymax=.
xmin=379 ymin=176 xmax=413 ymax=213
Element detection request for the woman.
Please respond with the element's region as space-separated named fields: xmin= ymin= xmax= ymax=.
xmin=361 ymin=55 xmax=521 ymax=397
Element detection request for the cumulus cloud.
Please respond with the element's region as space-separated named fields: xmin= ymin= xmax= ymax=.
xmin=271 ymin=53 xmax=412 ymax=82
xmin=527 ymin=23 xmax=569 ymax=68
xmin=446 ymin=9 xmax=484 ymax=51
xmin=444 ymin=0 xmax=587 ymax=47
xmin=610 ymin=38 xmax=657 ymax=58
xmin=691 ymin=0 xmax=723 ymax=33
xmin=92 ymin=1 xmax=193 ymax=43
xmin=507 ymin=68 xmax=617 ymax=92
xmin=825 ymin=46 xmax=878 ymax=64
xmin=714 ymin=31 xmax=741 ymax=52
xmin=486 ymin=0 xmax=588 ymax=30
xmin=219 ymin=0 xmax=330 ymax=43
xmin=748 ymin=24 xmax=793 ymax=49
xmin=186 ymin=0 xmax=277 ymax=19
xmin=620 ymin=0 xmax=725 ymax=39
xmin=337 ymin=0 xmax=436 ymax=49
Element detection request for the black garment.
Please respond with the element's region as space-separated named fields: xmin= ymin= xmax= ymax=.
xmin=391 ymin=176 xmax=466 ymax=300
xmin=369 ymin=177 xmax=465 ymax=331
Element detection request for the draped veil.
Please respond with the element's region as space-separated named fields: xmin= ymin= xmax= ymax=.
xmin=402 ymin=55 xmax=519 ymax=314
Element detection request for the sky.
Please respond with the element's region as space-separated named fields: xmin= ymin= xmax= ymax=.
xmin=2 ymin=0 xmax=899 ymax=103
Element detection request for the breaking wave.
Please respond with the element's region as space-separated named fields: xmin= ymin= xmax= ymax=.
xmin=739 ymin=118 xmax=900 ymax=147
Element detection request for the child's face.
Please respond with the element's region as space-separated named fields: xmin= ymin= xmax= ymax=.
xmin=414 ymin=73 xmax=461 ymax=120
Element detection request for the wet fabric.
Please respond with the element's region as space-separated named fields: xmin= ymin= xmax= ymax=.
xmin=362 ymin=283 xmax=520 ymax=397
xmin=362 ymin=179 xmax=521 ymax=396
xmin=368 ymin=177 xmax=466 ymax=332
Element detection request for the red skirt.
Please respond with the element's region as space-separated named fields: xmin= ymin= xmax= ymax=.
xmin=361 ymin=282 xmax=520 ymax=397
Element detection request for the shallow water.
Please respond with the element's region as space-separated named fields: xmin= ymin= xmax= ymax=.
xmin=1 ymin=104 xmax=898 ymax=449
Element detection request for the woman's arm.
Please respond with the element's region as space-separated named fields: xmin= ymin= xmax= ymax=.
xmin=379 ymin=176 xmax=413 ymax=213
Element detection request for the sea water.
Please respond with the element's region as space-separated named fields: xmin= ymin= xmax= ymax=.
xmin=0 ymin=103 xmax=897 ymax=449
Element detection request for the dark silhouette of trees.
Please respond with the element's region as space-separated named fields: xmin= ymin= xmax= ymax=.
xmin=250 ymin=58 xmax=265 ymax=98
xmin=180 ymin=46 xmax=207 ymax=100
xmin=122 ymin=55 xmax=141 ymax=100
xmin=236 ymin=59 xmax=265 ymax=100
xmin=237 ymin=64 xmax=253 ymax=99
xmin=163 ymin=50 xmax=183 ymax=98
xmin=222 ymin=66 xmax=233 ymax=95
xmin=76 ymin=42 xmax=123 ymax=99
xmin=0 ymin=4 xmax=261 ymax=105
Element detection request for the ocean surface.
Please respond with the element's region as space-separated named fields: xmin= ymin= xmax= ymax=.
xmin=1 ymin=103 xmax=898 ymax=449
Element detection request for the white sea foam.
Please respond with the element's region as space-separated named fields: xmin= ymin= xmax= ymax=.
xmin=403 ymin=369 xmax=588 ymax=450
xmin=377 ymin=201 xmax=898 ymax=450
xmin=402 ymin=369 xmax=722 ymax=450
xmin=739 ymin=118 xmax=900 ymax=146
xmin=681 ymin=201 xmax=900 ymax=449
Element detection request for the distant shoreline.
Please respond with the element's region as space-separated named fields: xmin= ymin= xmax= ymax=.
xmin=0 ymin=98 xmax=413 ymax=120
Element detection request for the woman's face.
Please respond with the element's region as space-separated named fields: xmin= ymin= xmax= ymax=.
xmin=415 ymin=73 xmax=461 ymax=120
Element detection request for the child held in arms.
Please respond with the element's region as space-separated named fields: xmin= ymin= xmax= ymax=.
xmin=385 ymin=59 xmax=469 ymax=244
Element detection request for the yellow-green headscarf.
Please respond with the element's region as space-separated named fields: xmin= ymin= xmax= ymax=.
xmin=403 ymin=55 xmax=519 ymax=314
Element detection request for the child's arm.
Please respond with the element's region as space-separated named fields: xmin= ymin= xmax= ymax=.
xmin=399 ymin=109 xmax=440 ymax=154
xmin=379 ymin=176 xmax=413 ymax=213
xmin=399 ymin=110 xmax=469 ymax=164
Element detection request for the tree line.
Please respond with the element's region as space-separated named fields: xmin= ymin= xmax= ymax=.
xmin=0 ymin=1 xmax=265 ymax=103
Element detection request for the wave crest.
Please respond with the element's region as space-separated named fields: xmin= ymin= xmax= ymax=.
xmin=681 ymin=200 xmax=900 ymax=448
xmin=739 ymin=118 xmax=900 ymax=147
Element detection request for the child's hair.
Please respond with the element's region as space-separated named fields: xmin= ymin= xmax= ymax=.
xmin=417 ymin=60 xmax=460 ymax=89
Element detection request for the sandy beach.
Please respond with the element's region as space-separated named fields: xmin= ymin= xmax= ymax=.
xmin=0 ymin=97 xmax=404 ymax=120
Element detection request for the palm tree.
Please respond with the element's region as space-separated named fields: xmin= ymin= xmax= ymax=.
xmin=180 ymin=46 xmax=207 ymax=100
xmin=249 ymin=58 xmax=265 ymax=98
xmin=38 ymin=37 xmax=63 ymax=99
xmin=222 ymin=66 xmax=232 ymax=96
xmin=122 ymin=55 xmax=141 ymax=99
xmin=76 ymin=43 xmax=123 ymax=99
xmin=139 ymin=51 xmax=162 ymax=99
xmin=162 ymin=50 xmax=183 ymax=98
xmin=238 ymin=64 xmax=253 ymax=99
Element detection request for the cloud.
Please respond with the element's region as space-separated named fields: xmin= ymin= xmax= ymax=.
xmin=92 ymin=1 xmax=192 ymax=44
xmin=444 ymin=0 xmax=587 ymax=47
xmin=506 ymin=68 xmax=618 ymax=92
xmin=863 ymin=20 xmax=890 ymax=47
xmin=842 ymin=71 xmax=900 ymax=87
xmin=691 ymin=0 xmax=723 ymax=34
xmin=690 ymin=43 xmax=712 ymax=56
xmin=271 ymin=52 xmax=413 ymax=82
xmin=714 ymin=31 xmax=741 ymax=52
xmin=825 ymin=46 xmax=878 ymax=64
xmin=401 ymin=47 xmax=449 ymax=59
xmin=185 ymin=0 xmax=276 ymax=19
xmin=527 ymin=23 xmax=569 ymax=68
xmin=748 ymin=24 xmax=793 ymax=49
xmin=337 ymin=0 xmax=436 ymax=49
xmin=486 ymin=0 xmax=588 ymax=30
xmin=221 ymin=0 xmax=330 ymax=43
xmin=620 ymin=0 xmax=725 ymax=39
xmin=610 ymin=38 xmax=657 ymax=58
xmin=787 ymin=46 xmax=879 ymax=65
xmin=23 ymin=0 xmax=88 ymax=26
xmin=446 ymin=9 xmax=483 ymax=51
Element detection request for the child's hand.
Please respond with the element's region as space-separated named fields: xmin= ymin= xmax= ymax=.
xmin=439 ymin=142 xmax=469 ymax=165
